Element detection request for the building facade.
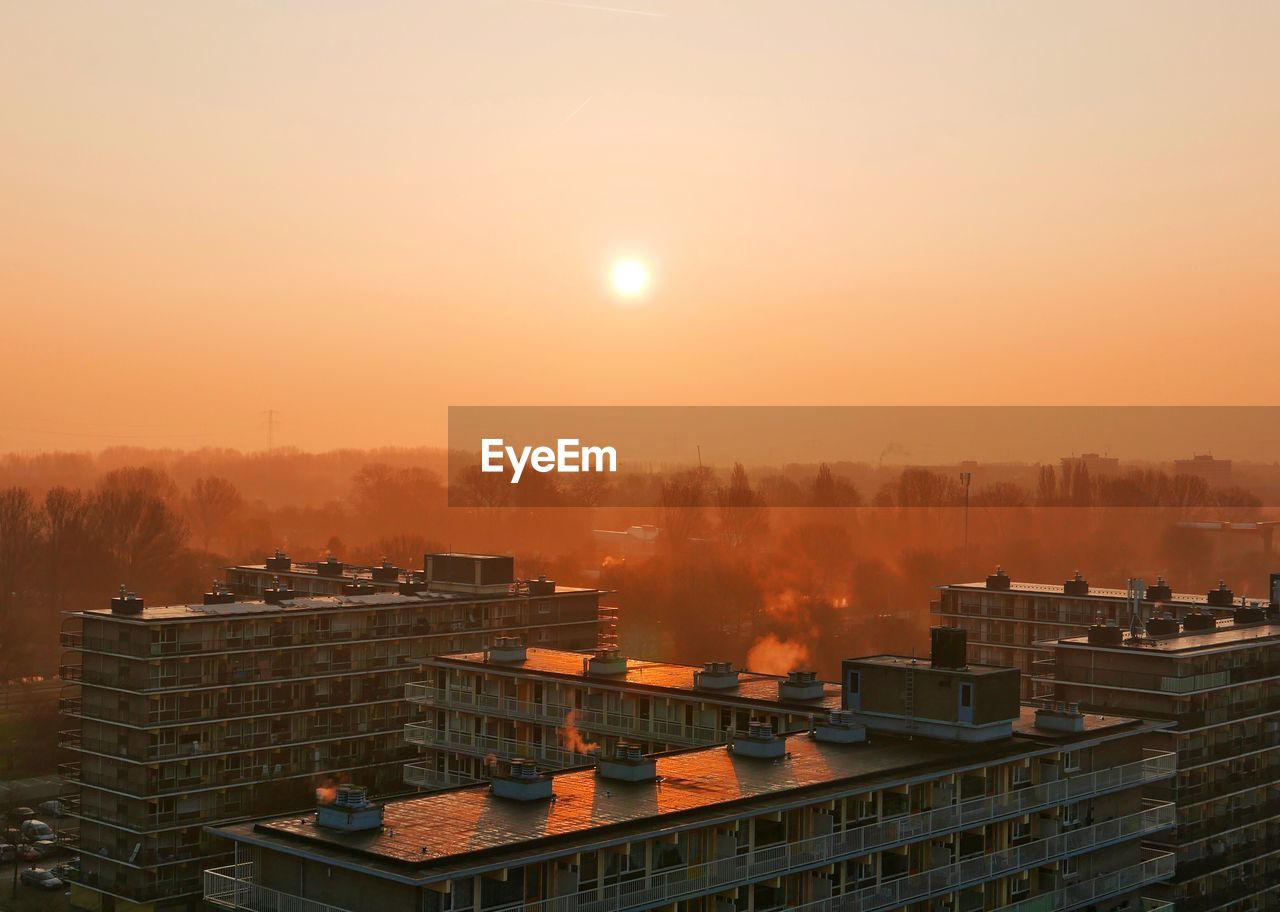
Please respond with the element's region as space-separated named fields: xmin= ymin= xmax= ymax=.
xmin=932 ymin=569 xmax=1241 ymax=700
xmin=403 ymin=643 xmax=842 ymax=788
xmin=207 ymin=634 xmax=1176 ymax=912
xmin=1036 ymin=607 xmax=1280 ymax=912
xmin=58 ymin=553 xmax=604 ymax=912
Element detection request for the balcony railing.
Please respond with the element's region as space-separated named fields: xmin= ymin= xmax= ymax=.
xmin=205 ymin=864 xmax=355 ymax=912
xmin=405 ymin=685 xmax=728 ymax=745
xmin=989 ymin=854 xmax=1175 ymax=912
xmin=211 ymin=803 xmax=1171 ymax=912
xmin=402 ymin=763 xmax=482 ymax=789
xmin=405 ymin=723 xmax=587 ymax=767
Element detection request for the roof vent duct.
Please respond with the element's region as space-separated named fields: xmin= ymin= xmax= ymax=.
xmin=1233 ymin=602 xmax=1268 ymax=625
xmin=316 ymin=785 xmax=383 ymax=832
xmin=733 ymin=721 xmax=786 ymax=759
xmin=1086 ymin=621 xmax=1124 ymax=646
xmin=695 ymin=662 xmax=740 ymax=690
xmin=341 ymin=582 xmax=377 ymax=597
xmin=110 ymin=585 xmax=144 ymax=615
xmin=1182 ymin=611 xmax=1216 ymax=632
xmin=492 ymin=760 xmax=554 ymax=801
xmin=487 ymin=637 xmax=528 ymax=664
xmin=778 ymin=670 xmax=823 ymax=701
xmin=371 ymin=558 xmax=400 ymax=582
xmin=1063 ymin=571 xmax=1089 ymax=597
xmin=986 ymin=566 xmax=1011 ymax=591
xmin=929 ymin=627 xmax=968 ymax=670
xmin=263 ymin=577 xmax=297 ymax=604
xmin=316 ymin=556 xmax=346 ymax=578
xmin=203 ymin=583 xmax=236 ymax=606
xmin=1144 ymin=614 xmax=1180 ymax=637
xmin=584 ymin=649 xmax=627 ymax=676
xmin=1147 ymin=576 xmax=1173 ymax=602
xmin=1035 ymin=702 xmax=1085 ymax=733
xmin=1206 ymin=579 xmax=1235 ymax=608
xmin=265 ymin=549 xmax=292 ymax=572
xmin=813 ymin=710 xmax=867 ymax=744
xmin=597 ymin=741 xmax=657 ymax=782
xmin=527 ymin=575 xmax=556 ymax=597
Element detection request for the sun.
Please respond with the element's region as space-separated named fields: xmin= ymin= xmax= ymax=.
xmin=610 ymin=258 xmax=650 ymax=297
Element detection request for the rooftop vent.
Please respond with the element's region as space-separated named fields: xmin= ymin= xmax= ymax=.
xmin=1182 ymin=611 xmax=1216 ymax=632
xmin=341 ymin=582 xmax=377 ymax=597
xmin=110 ymin=585 xmax=144 ymax=615
xmin=371 ymin=558 xmax=400 ymax=582
xmin=1035 ymin=702 xmax=1085 ymax=733
xmin=813 ymin=710 xmax=867 ymax=744
xmin=316 ymin=556 xmax=345 ymax=578
xmin=203 ymin=583 xmax=236 ymax=606
xmin=695 ymin=662 xmax=740 ymax=690
xmin=316 ymin=785 xmax=383 ymax=832
xmin=778 ymin=670 xmax=824 ymax=701
xmin=1144 ymin=614 xmax=1180 ymax=637
xmin=929 ymin=627 xmax=968 ymax=670
xmin=1063 ymin=571 xmax=1089 ymax=597
xmin=398 ymin=579 xmax=427 ymax=596
xmin=527 ymin=575 xmax=556 ymax=597
xmin=491 ymin=760 xmax=554 ymax=801
xmin=1206 ymin=579 xmax=1235 ymax=608
xmin=1146 ymin=576 xmax=1173 ymax=602
xmin=263 ymin=577 xmax=297 ymax=605
xmin=585 ymin=649 xmax=627 ymax=677
xmin=265 ymin=549 xmax=292 ymax=572
xmin=986 ymin=566 xmax=1011 ymax=591
xmin=1232 ymin=602 xmax=1268 ymax=626
xmin=487 ymin=637 xmax=528 ymax=664
xmin=733 ymin=721 xmax=786 ymax=759
xmin=1086 ymin=622 xmax=1123 ymax=646
xmin=597 ymin=741 xmax=657 ymax=782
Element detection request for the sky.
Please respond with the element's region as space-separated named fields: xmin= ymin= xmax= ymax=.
xmin=2 ymin=1 xmax=1278 ymax=452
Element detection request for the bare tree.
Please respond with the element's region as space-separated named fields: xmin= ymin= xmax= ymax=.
xmin=186 ymin=476 xmax=243 ymax=553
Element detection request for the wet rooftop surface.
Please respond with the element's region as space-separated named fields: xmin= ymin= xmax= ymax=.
xmin=433 ymin=648 xmax=843 ymax=711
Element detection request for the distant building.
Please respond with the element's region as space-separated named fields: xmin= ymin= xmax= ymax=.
xmin=1173 ymin=454 xmax=1233 ymax=485
xmin=403 ymin=645 xmax=842 ymax=789
xmin=58 ymin=553 xmax=605 ymax=912
xmin=1061 ymin=453 xmax=1121 ymax=476
xmin=932 ymin=569 xmax=1240 ymax=700
xmin=207 ymin=631 xmax=1175 ymax=912
xmin=1035 ymin=603 xmax=1280 ymax=911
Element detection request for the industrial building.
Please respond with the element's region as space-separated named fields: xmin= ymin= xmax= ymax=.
xmin=206 ymin=631 xmax=1176 ymax=912
xmin=931 ymin=569 xmax=1244 ymax=699
xmin=1035 ymin=601 xmax=1280 ymax=912
xmin=57 ymin=552 xmax=606 ymax=912
xmin=403 ymin=644 xmax=843 ymax=789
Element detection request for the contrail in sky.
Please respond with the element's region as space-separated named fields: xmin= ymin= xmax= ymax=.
xmin=563 ymin=97 xmax=592 ymax=124
xmin=519 ymin=0 xmax=666 ymax=17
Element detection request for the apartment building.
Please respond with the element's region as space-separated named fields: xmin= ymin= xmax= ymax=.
xmin=1035 ymin=606 xmax=1280 ymax=912
xmin=932 ymin=568 xmax=1240 ymax=699
xmin=58 ymin=552 xmax=604 ymax=912
xmin=205 ymin=631 xmax=1176 ymax=912
xmin=403 ymin=643 xmax=843 ymax=788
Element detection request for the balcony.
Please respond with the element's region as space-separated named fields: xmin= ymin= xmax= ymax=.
xmin=205 ymin=864 xmax=355 ymax=912
xmin=402 ymin=763 xmax=481 ymax=789
xmin=987 ymin=854 xmax=1175 ymax=912
xmin=404 ymin=724 xmax=585 ymax=767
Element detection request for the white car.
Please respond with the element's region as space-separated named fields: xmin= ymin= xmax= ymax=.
xmin=37 ymin=799 xmax=68 ymax=818
xmin=20 ymin=819 xmax=58 ymax=848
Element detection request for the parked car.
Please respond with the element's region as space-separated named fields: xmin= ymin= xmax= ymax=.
xmin=0 ymin=841 xmax=15 ymax=862
xmin=51 ymin=858 xmax=80 ymax=879
xmin=21 ymin=819 xmax=58 ymax=847
xmin=15 ymin=843 xmax=42 ymax=861
xmin=37 ymin=799 xmax=68 ymax=818
xmin=19 ymin=867 xmax=65 ymax=890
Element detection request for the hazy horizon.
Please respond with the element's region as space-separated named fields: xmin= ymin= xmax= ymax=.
xmin=4 ymin=1 xmax=1279 ymax=451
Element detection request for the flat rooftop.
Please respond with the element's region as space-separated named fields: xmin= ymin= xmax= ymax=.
xmin=942 ymin=580 xmax=1239 ymax=608
xmin=76 ymin=586 xmax=597 ymax=623
xmin=849 ymin=655 xmax=1015 ymax=677
xmin=1057 ymin=621 xmax=1280 ymax=655
xmin=431 ymin=647 xmax=843 ymax=711
xmin=215 ymin=706 xmax=1154 ymax=883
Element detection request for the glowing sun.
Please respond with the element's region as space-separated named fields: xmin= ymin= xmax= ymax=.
xmin=610 ymin=258 xmax=650 ymax=297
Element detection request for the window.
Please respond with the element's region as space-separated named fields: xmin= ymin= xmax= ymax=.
xmin=959 ymin=683 xmax=973 ymax=708
xmin=1062 ymin=750 xmax=1080 ymax=772
xmin=1060 ymin=855 xmax=1079 ymax=878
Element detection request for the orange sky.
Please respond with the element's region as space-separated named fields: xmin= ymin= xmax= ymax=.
xmin=2 ymin=1 xmax=1278 ymax=452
